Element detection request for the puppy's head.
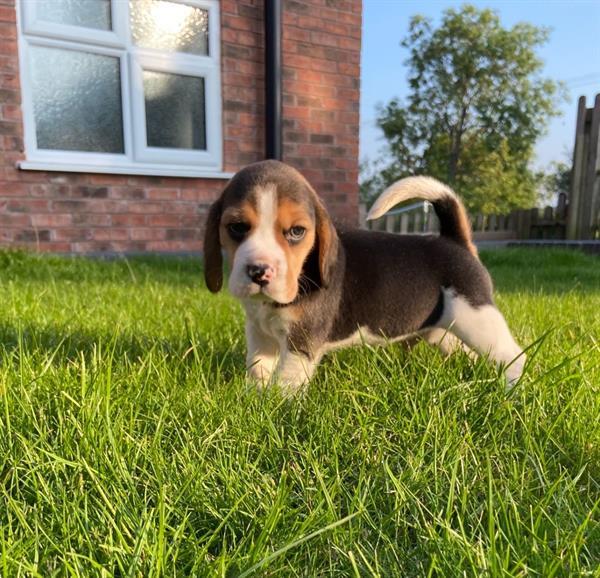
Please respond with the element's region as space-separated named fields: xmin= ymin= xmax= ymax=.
xmin=204 ymin=160 xmax=338 ymax=304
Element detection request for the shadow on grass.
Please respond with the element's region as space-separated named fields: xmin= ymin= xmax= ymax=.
xmin=0 ymin=321 xmax=245 ymax=385
xmin=480 ymin=248 xmax=600 ymax=295
xmin=0 ymin=250 xmax=206 ymax=287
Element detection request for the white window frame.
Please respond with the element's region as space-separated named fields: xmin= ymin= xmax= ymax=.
xmin=16 ymin=0 xmax=229 ymax=179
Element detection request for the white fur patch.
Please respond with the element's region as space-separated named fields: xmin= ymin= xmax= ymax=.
xmin=437 ymin=288 xmax=526 ymax=385
xmin=228 ymin=185 xmax=289 ymax=302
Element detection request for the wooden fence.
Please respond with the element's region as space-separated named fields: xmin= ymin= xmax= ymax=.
xmin=360 ymin=195 xmax=567 ymax=242
xmin=567 ymin=95 xmax=600 ymax=240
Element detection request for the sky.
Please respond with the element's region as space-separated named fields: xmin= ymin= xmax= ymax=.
xmin=360 ymin=0 xmax=600 ymax=172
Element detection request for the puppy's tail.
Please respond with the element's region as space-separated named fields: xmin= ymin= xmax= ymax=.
xmin=366 ymin=176 xmax=478 ymax=258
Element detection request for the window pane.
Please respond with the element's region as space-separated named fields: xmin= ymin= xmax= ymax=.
xmin=143 ymin=70 xmax=206 ymax=150
xmin=37 ymin=0 xmax=111 ymax=30
xmin=30 ymin=46 xmax=124 ymax=153
xmin=130 ymin=0 xmax=209 ymax=56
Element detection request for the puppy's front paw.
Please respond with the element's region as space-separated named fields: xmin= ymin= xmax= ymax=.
xmin=275 ymin=352 xmax=316 ymax=397
xmin=247 ymin=363 xmax=273 ymax=390
xmin=246 ymin=352 xmax=278 ymax=386
xmin=246 ymin=366 xmax=306 ymax=398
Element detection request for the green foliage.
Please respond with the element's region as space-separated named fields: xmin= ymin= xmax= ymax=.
xmin=372 ymin=4 xmax=565 ymax=213
xmin=0 ymin=250 xmax=599 ymax=575
xmin=539 ymin=160 xmax=572 ymax=205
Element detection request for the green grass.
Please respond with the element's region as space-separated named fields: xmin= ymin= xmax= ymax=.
xmin=0 ymin=248 xmax=598 ymax=577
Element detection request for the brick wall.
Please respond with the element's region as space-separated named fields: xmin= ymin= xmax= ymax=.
xmin=0 ymin=0 xmax=361 ymax=253
xmin=282 ymin=0 xmax=361 ymax=224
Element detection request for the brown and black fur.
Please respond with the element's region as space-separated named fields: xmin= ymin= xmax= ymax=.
xmin=284 ymin=227 xmax=493 ymax=360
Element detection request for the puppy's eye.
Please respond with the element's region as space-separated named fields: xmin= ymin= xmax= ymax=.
xmin=285 ymin=226 xmax=306 ymax=243
xmin=226 ymin=222 xmax=250 ymax=240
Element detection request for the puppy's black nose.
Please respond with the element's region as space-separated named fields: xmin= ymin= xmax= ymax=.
xmin=247 ymin=264 xmax=270 ymax=286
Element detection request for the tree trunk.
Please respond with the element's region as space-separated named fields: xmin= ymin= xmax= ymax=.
xmin=448 ymin=104 xmax=468 ymax=184
xmin=448 ymin=132 xmax=462 ymax=185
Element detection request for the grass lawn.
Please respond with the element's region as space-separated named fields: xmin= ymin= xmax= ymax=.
xmin=0 ymin=248 xmax=598 ymax=577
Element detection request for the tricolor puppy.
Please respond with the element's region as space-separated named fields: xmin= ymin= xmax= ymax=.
xmin=204 ymin=160 xmax=525 ymax=393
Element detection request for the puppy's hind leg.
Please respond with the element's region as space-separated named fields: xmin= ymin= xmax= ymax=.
xmin=440 ymin=295 xmax=526 ymax=386
xmin=422 ymin=327 xmax=476 ymax=359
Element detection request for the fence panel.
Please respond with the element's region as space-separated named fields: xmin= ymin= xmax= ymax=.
xmin=361 ymin=203 xmax=566 ymax=241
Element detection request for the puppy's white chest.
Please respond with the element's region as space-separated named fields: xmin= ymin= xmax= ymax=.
xmin=244 ymin=300 xmax=290 ymax=342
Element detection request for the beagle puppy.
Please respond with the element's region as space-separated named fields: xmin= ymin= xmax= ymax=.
xmin=204 ymin=160 xmax=525 ymax=393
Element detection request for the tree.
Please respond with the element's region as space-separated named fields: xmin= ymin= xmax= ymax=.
xmin=371 ymin=4 xmax=565 ymax=213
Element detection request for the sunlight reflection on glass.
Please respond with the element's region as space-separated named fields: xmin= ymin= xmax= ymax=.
xmin=130 ymin=0 xmax=209 ymax=55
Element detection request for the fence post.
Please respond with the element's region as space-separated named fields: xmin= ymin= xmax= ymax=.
xmin=385 ymin=214 xmax=395 ymax=233
xmin=508 ymin=211 xmax=517 ymax=236
xmin=497 ymin=214 xmax=506 ymax=232
xmin=473 ymin=213 xmax=485 ymax=231
xmin=400 ymin=213 xmax=409 ymax=233
xmin=557 ymin=193 xmax=567 ymax=220
xmin=425 ymin=210 xmax=434 ymax=232
xmin=358 ymin=203 xmax=367 ymax=229
xmin=567 ymin=97 xmax=587 ymax=239
xmin=414 ymin=212 xmax=422 ymax=233
xmin=580 ymin=94 xmax=600 ymax=238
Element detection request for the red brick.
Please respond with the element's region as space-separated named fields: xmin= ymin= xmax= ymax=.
xmin=0 ymin=6 xmax=15 ymax=22
xmin=0 ymin=22 xmax=15 ymax=39
xmin=109 ymin=186 xmax=145 ymax=200
xmin=146 ymin=240 xmax=202 ymax=252
xmin=180 ymin=214 xmax=204 ymax=227
xmin=92 ymin=228 xmax=129 ymax=241
xmin=160 ymin=201 xmax=199 ymax=214
xmin=0 ymin=213 xmax=30 ymax=226
xmin=130 ymin=227 xmax=166 ymax=241
xmin=123 ymin=201 xmax=163 ymax=214
xmin=0 ymin=72 xmax=19 ymax=89
xmin=48 ymin=242 xmax=73 ymax=252
xmin=111 ymin=214 xmax=146 ymax=226
xmin=180 ymin=188 xmax=222 ymax=202
xmin=0 ymin=181 xmax=28 ymax=195
xmin=146 ymin=188 xmax=179 ymax=200
xmin=53 ymin=228 xmax=93 ymax=242
xmin=6 ymin=199 xmax=50 ymax=212
xmin=223 ymin=13 xmax=261 ymax=32
xmin=146 ymin=214 xmax=181 ymax=227
xmin=0 ymin=56 xmax=17 ymax=73
xmin=73 ymin=213 xmax=112 ymax=226
xmin=88 ymin=174 xmax=130 ymax=185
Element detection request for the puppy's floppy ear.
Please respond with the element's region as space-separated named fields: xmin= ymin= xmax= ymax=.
xmin=314 ymin=197 xmax=338 ymax=288
xmin=203 ymin=198 xmax=224 ymax=293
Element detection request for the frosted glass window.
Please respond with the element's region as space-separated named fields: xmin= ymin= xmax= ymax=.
xmin=143 ymin=70 xmax=206 ymax=150
xmin=20 ymin=0 xmax=221 ymax=171
xmin=30 ymin=46 xmax=124 ymax=153
xmin=37 ymin=0 xmax=112 ymax=30
xmin=130 ymin=0 xmax=209 ymax=56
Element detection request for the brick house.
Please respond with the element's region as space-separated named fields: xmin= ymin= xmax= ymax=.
xmin=0 ymin=0 xmax=361 ymax=254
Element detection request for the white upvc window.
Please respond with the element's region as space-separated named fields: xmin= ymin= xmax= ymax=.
xmin=17 ymin=0 xmax=228 ymax=178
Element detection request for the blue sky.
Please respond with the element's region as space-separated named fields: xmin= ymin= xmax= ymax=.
xmin=360 ymin=0 xmax=600 ymax=171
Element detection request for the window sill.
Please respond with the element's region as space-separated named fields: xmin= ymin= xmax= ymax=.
xmin=18 ymin=160 xmax=234 ymax=180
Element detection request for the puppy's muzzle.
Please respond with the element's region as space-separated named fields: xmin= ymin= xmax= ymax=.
xmin=247 ymin=263 xmax=275 ymax=287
